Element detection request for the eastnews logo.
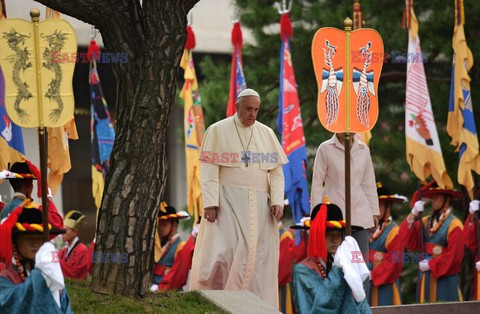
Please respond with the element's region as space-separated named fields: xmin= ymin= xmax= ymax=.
xmin=201 ymin=151 xmax=279 ymax=164
xmin=51 ymin=251 xmax=128 ymax=264
xmin=351 ymin=251 xmax=430 ymax=263
xmin=351 ymin=51 xmax=428 ymax=63
xmin=51 ymin=51 xmax=128 ymax=64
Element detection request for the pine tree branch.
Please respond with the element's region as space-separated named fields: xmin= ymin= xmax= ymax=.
xmin=35 ymin=0 xmax=114 ymax=26
xmin=35 ymin=0 xmax=145 ymax=62
xmin=143 ymin=0 xmax=199 ymax=26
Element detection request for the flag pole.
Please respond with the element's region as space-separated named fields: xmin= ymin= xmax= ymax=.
xmin=416 ymin=180 xmax=425 ymax=302
xmin=31 ymin=8 xmax=50 ymax=242
xmin=416 ymin=181 xmax=425 ymax=253
xmin=473 ymin=172 xmax=480 ymax=262
xmin=344 ymin=17 xmax=352 ymax=236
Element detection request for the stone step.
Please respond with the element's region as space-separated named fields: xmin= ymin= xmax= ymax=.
xmin=371 ymin=301 xmax=480 ymax=314
xmin=198 ymin=290 xmax=281 ymax=314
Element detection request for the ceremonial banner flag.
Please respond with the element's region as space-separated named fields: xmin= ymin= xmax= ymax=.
xmin=89 ymin=40 xmax=115 ymax=210
xmin=312 ymin=27 xmax=383 ymax=133
xmin=181 ymin=26 xmax=205 ymax=223
xmin=404 ymin=6 xmax=452 ymax=188
xmin=447 ymin=0 xmax=480 ymax=199
xmin=0 ymin=3 xmax=25 ymax=172
xmin=47 ymin=118 xmax=78 ymax=195
xmin=45 ymin=8 xmax=78 ymax=195
xmin=0 ymin=16 xmax=77 ymax=128
xmin=277 ymin=13 xmax=309 ymax=224
xmin=312 ymin=13 xmax=383 ymax=236
xmin=226 ymin=22 xmax=247 ymax=117
xmin=353 ymin=0 xmax=372 ymax=146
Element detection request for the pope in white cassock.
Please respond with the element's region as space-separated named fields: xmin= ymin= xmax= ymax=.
xmin=190 ymin=89 xmax=288 ymax=308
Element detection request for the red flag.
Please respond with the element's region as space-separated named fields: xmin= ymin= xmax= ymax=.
xmin=226 ymin=22 xmax=247 ymax=117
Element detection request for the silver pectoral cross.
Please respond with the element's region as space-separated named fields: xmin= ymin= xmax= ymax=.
xmin=241 ymin=153 xmax=250 ymax=167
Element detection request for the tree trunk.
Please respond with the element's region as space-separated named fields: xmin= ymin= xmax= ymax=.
xmin=37 ymin=0 xmax=199 ymax=296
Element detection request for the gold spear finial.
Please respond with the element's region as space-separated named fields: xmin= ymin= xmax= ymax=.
xmin=30 ymin=7 xmax=40 ymax=20
xmin=344 ymin=17 xmax=353 ymax=31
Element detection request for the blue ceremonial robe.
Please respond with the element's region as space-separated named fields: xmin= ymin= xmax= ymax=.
xmin=153 ymin=236 xmax=182 ymax=285
xmin=1 ymin=197 xmax=24 ymax=219
xmin=0 ymin=266 xmax=73 ymax=313
xmin=292 ymin=262 xmax=371 ymax=314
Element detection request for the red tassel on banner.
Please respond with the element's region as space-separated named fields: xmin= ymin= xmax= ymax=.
xmin=231 ymin=22 xmax=243 ymax=48
xmin=280 ymin=13 xmax=293 ymax=40
xmin=402 ymin=0 xmax=413 ymax=29
xmin=454 ymin=0 xmax=464 ymax=25
xmin=353 ymin=0 xmax=362 ymax=30
xmin=185 ymin=26 xmax=196 ymax=50
xmin=87 ymin=39 xmax=101 ymax=61
xmin=307 ymin=203 xmax=328 ymax=260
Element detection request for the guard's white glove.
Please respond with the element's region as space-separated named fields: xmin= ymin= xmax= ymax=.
xmin=411 ymin=200 xmax=425 ymax=216
xmin=150 ymin=284 xmax=158 ymax=292
xmin=191 ymin=224 xmax=200 ymax=237
xmin=469 ymin=200 xmax=480 ymax=215
xmin=35 ymin=242 xmax=64 ymax=308
xmin=47 ymin=187 xmax=53 ymax=199
xmin=476 ymin=261 xmax=480 ymax=272
xmin=419 ymin=259 xmax=430 ymax=272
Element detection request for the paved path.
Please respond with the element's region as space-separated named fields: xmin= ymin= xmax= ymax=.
xmin=199 ymin=290 xmax=281 ymax=314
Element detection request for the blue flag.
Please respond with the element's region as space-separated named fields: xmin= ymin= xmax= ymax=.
xmin=0 ymin=65 xmax=25 ymax=156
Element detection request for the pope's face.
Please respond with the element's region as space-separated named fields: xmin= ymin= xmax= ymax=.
xmin=235 ymin=96 xmax=260 ymax=127
xmin=15 ymin=234 xmax=43 ymax=260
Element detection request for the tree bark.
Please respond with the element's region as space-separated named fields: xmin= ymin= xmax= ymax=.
xmin=36 ymin=0 xmax=200 ymax=296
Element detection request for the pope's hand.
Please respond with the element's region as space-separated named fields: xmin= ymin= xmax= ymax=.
xmin=271 ymin=205 xmax=283 ymax=221
xmin=203 ymin=206 xmax=218 ymax=223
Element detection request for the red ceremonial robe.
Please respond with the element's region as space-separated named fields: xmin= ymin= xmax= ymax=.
xmin=278 ymin=228 xmax=306 ymax=314
xmin=369 ymin=221 xmax=403 ymax=306
xmin=370 ymin=226 xmax=403 ymax=287
xmin=400 ymin=213 xmax=464 ymax=302
xmin=158 ymin=235 xmax=196 ymax=291
xmin=464 ymin=214 xmax=480 ymax=300
xmin=87 ymin=240 xmax=95 ymax=275
xmin=44 ymin=201 xmax=64 ymax=230
xmin=58 ymin=240 xmax=91 ymax=280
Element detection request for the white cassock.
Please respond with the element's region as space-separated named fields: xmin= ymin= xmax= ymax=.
xmin=190 ymin=114 xmax=288 ymax=309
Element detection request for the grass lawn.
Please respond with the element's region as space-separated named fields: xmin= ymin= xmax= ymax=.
xmin=66 ymin=279 xmax=227 ymax=313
